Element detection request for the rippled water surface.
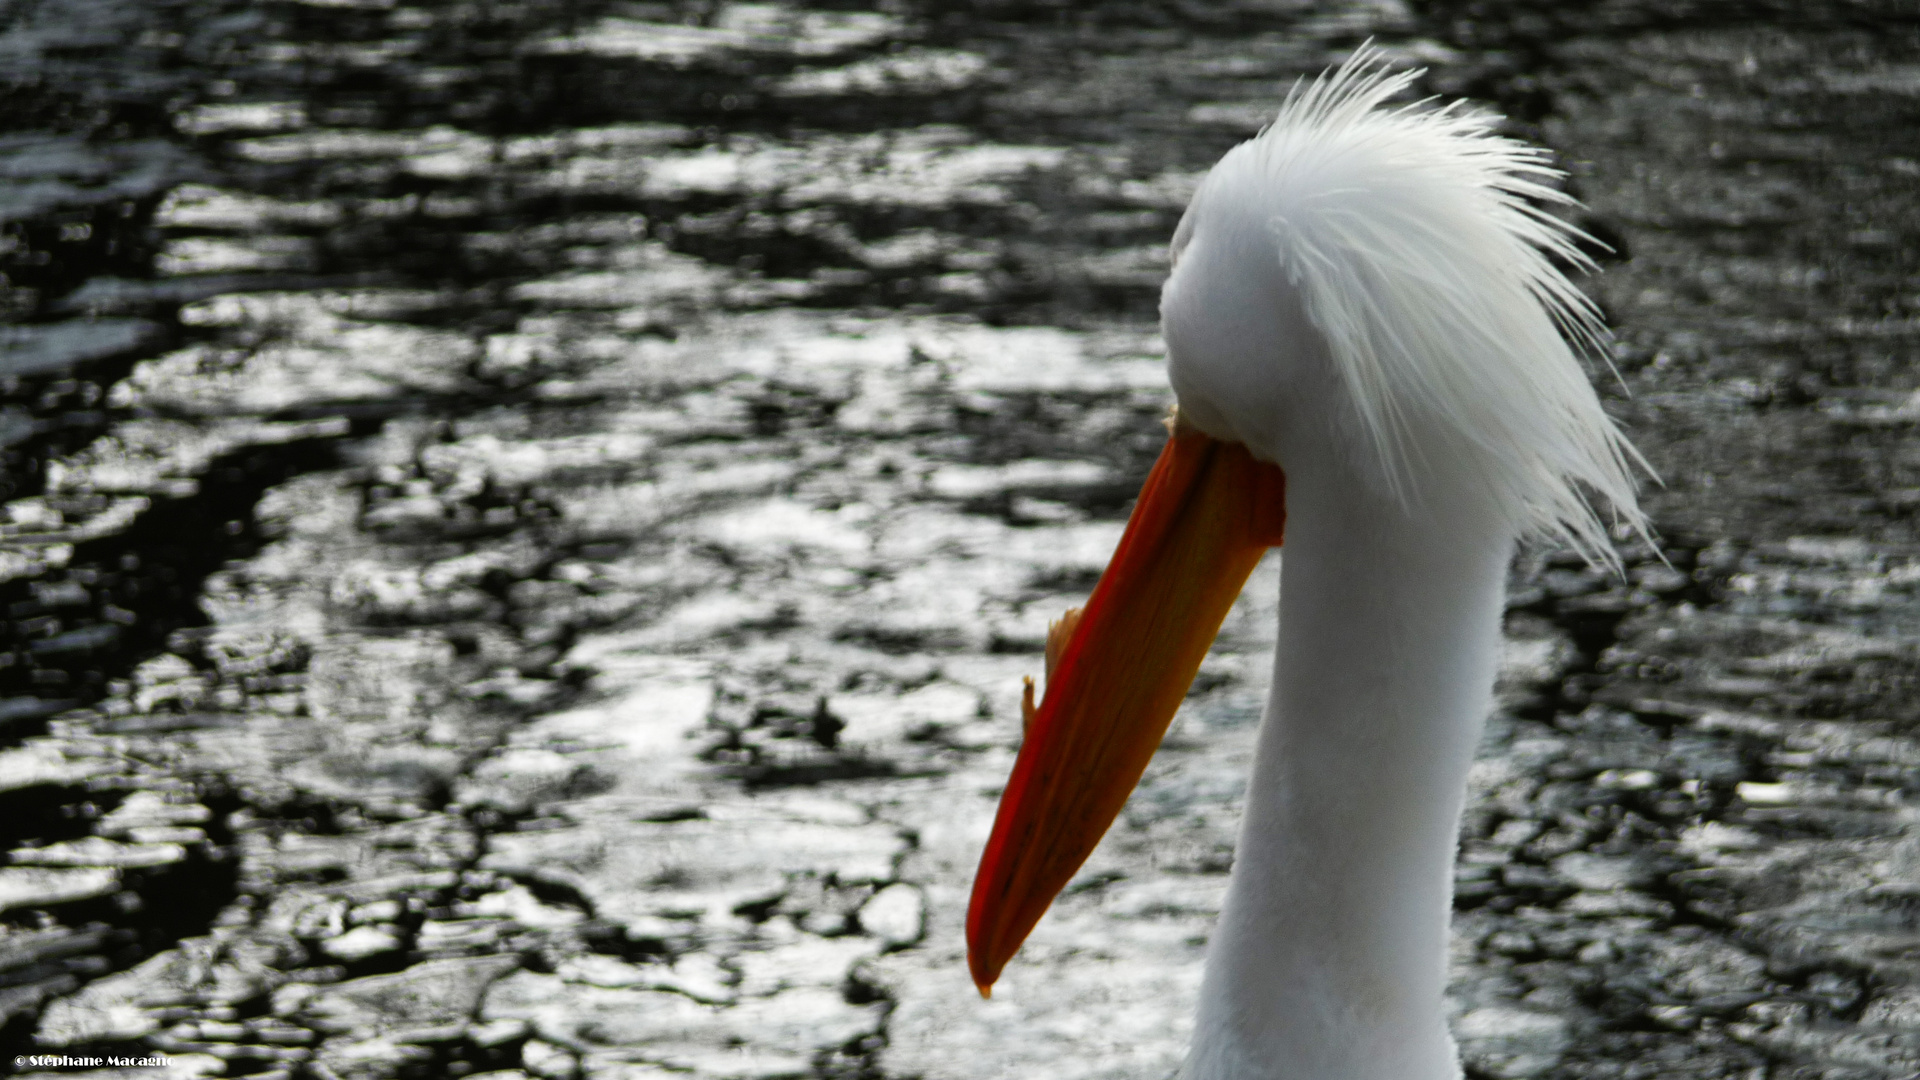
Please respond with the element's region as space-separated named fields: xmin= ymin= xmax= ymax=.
xmin=0 ymin=1 xmax=1917 ymax=1078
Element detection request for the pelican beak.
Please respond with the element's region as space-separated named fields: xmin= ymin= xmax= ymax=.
xmin=966 ymin=416 xmax=1286 ymax=995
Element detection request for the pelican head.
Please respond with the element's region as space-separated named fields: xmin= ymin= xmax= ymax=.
xmin=967 ymin=46 xmax=1649 ymax=1080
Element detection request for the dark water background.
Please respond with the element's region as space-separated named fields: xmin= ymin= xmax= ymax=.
xmin=0 ymin=2 xmax=1916 ymax=1078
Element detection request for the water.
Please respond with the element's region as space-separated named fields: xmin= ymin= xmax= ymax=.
xmin=0 ymin=2 xmax=1916 ymax=1077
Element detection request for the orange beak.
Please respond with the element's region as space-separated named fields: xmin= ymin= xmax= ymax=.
xmin=966 ymin=418 xmax=1287 ymax=995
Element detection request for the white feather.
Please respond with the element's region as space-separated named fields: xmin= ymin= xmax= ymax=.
xmin=1176 ymin=45 xmax=1650 ymax=564
xmin=1150 ymin=46 xmax=1666 ymax=1079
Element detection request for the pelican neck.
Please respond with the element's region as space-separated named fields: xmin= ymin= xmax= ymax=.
xmin=1187 ymin=465 xmax=1514 ymax=1080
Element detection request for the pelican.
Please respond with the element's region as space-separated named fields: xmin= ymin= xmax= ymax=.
xmin=966 ymin=47 xmax=1648 ymax=1080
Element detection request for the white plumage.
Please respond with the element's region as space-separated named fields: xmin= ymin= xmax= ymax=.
xmin=1168 ymin=46 xmax=1649 ymax=562
xmin=1162 ymin=48 xmax=1650 ymax=1079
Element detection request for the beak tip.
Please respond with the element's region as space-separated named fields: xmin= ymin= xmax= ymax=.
xmin=967 ymin=939 xmax=1003 ymax=999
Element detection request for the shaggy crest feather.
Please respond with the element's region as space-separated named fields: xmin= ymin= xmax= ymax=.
xmin=1238 ymin=45 xmax=1650 ymax=563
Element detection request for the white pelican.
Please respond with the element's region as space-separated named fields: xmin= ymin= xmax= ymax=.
xmin=966 ymin=47 xmax=1649 ymax=1080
